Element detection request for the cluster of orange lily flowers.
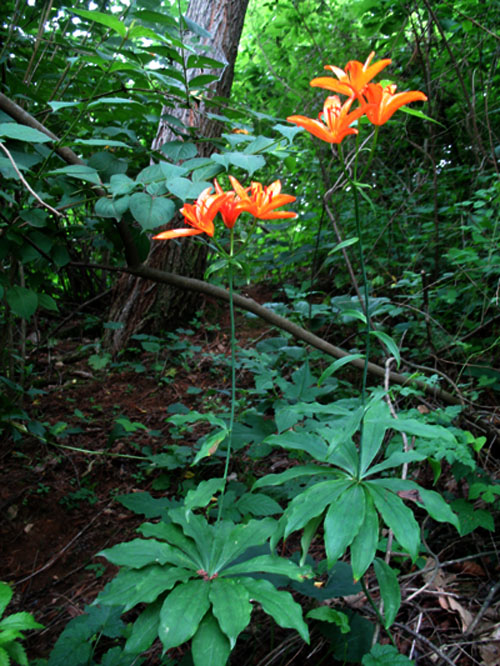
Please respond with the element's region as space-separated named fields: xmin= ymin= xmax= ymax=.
xmin=153 ymin=176 xmax=296 ymax=241
xmin=287 ymin=52 xmax=427 ymax=144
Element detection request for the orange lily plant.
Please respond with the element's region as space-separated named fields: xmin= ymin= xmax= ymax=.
xmin=287 ymin=51 xmax=427 ymax=142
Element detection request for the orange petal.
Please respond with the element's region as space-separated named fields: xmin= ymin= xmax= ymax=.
xmin=153 ymin=228 xmax=204 ymax=239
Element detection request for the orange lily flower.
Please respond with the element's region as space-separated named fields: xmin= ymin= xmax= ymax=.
xmin=213 ymin=178 xmax=252 ymax=229
xmin=153 ymin=187 xmax=229 ymax=240
xmin=363 ymin=83 xmax=427 ymax=125
xmin=228 ymin=175 xmax=297 ymax=220
xmin=287 ymin=95 xmax=366 ymax=144
xmin=310 ymin=51 xmax=392 ymax=97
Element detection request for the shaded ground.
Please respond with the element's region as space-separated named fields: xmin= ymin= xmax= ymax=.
xmin=1 ymin=293 xmax=499 ymax=665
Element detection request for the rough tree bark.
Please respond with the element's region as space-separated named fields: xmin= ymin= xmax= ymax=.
xmin=105 ymin=0 xmax=249 ymax=353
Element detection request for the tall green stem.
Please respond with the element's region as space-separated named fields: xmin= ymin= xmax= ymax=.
xmin=217 ymin=229 xmax=237 ymax=523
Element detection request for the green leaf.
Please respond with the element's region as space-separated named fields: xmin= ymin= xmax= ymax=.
xmin=362 ymin=643 xmax=415 ymax=665
xmin=265 ymin=431 xmax=328 ymax=460
xmin=253 ymin=464 xmax=331 ymax=490
xmin=0 ymin=584 xmax=13 ymax=618
xmin=71 ymin=9 xmax=127 ymax=37
xmin=159 ymin=580 xmax=210 ymax=651
xmin=222 ymin=554 xmax=309 ymax=581
xmin=273 ymin=123 xmax=303 ymax=143
xmin=167 ymin=177 xmax=212 ymax=202
xmin=0 ymin=646 xmax=9 ymax=666
xmin=211 ymin=152 xmax=265 ymax=176
xmin=235 ymin=492 xmax=282 ymax=517
xmin=37 ymin=293 xmax=58 ymax=312
xmin=365 ymin=483 xmax=420 ymax=559
xmin=370 ymin=330 xmax=401 ymax=367
xmin=109 ymin=174 xmax=135 ymax=196
xmin=0 ymin=611 xmax=43 ymax=631
xmin=182 ymin=14 xmax=213 ymax=38
xmin=6 ymin=286 xmax=38 ymax=319
xmin=124 ymin=599 xmax=161 ymax=654
xmin=306 ymin=607 xmax=350 ymax=633
xmin=161 ymin=141 xmax=198 ymax=162
xmin=327 ymin=237 xmax=359 ymax=254
xmin=324 ymin=484 xmax=366 ymax=566
xmin=350 ymin=491 xmax=379 ymax=581
xmin=284 ymin=479 xmax=351 ymax=538
xmin=96 ymin=565 xmax=192 ymax=612
xmin=49 ymin=164 xmax=102 ymax=185
xmin=138 ymin=521 xmax=203 ymax=566
xmin=191 ymin=611 xmax=231 ymax=666
xmin=300 ymin=514 xmax=323 ymax=566
xmin=359 ymin=397 xmax=390 ymax=477
xmin=318 ymin=354 xmax=364 ymax=386
xmin=95 ymin=196 xmax=130 ymax=220
xmin=73 ymin=139 xmax=129 ymax=148
xmin=0 ymin=123 xmax=51 ymax=143
xmin=366 ymin=451 xmax=427 ymax=476
xmin=185 ymin=477 xmax=225 ymax=510
xmin=212 ymin=518 xmax=276 ymax=571
xmin=241 ymin=578 xmax=309 ymax=643
xmin=129 ymin=192 xmax=176 ymax=231
xmin=189 ymin=74 xmax=221 ymax=88
xmin=373 ymin=558 xmax=401 ymax=628
xmin=209 ymin=578 xmax=251 ymax=648
xmin=98 ymin=538 xmax=187 ymax=569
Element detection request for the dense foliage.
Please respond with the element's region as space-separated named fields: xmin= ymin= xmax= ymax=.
xmin=0 ymin=0 xmax=499 ymax=664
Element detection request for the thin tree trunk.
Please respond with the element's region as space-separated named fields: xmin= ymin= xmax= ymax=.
xmin=105 ymin=0 xmax=249 ymax=353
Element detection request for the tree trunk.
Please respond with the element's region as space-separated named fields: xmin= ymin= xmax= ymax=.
xmin=105 ymin=0 xmax=249 ymax=353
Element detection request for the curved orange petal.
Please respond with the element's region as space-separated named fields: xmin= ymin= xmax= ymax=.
xmin=310 ymin=77 xmax=353 ymax=97
xmin=152 ymin=228 xmax=204 ymax=239
xmin=287 ymin=114 xmax=340 ymax=143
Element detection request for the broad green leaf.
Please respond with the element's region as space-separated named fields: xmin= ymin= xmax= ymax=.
xmin=373 ymin=558 xmax=401 ymax=628
xmin=0 ymin=123 xmax=51 ymax=143
xmin=6 ymin=286 xmax=38 ymax=319
xmin=350 ymin=491 xmax=379 ymax=581
xmin=265 ymin=431 xmax=328 ymax=461
xmin=340 ymin=308 xmax=367 ymax=324
xmin=124 ymin=599 xmax=161 ymax=654
xmin=182 ymin=13 xmax=213 ymax=38
xmin=95 ymin=196 xmax=130 ymax=220
xmin=324 ymin=484 xmax=365 ymax=566
xmin=73 ymin=139 xmax=129 ymax=148
xmin=388 ymin=418 xmax=457 ymax=444
xmin=138 ymin=521 xmax=203 ymax=565
xmin=209 ymin=578 xmax=251 ymax=648
xmin=284 ymin=479 xmax=351 ymax=538
xmin=97 ymin=565 xmax=192 ymax=612
xmin=252 ymin=464 xmax=333 ymax=490
xmin=318 ymin=354 xmax=364 ymax=386
xmin=109 ymin=174 xmax=135 ymax=196
xmin=71 ymin=9 xmax=127 ymax=37
xmin=235 ymin=492 xmax=282 ymax=517
xmin=159 ymin=580 xmax=210 ymax=651
xmin=370 ymin=330 xmax=401 ymax=367
xmin=362 ymin=643 xmax=415 ymax=665
xmin=273 ymin=123 xmax=303 ymax=143
xmin=167 ymin=176 xmax=212 ymax=201
xmin=129 ymin=192 xmax=176 ymax=231
xmin=49 ymin=164 xmax=101 ymax=185
xmin=37 ymin=293 xmax=58 ymax=312
xmin=213 ymin=518 xmax=276 ymax=571
xmin=191 ymin=611 xmax=231 ymax=666
xmin=222 ymin=554 xmax=309 ymax=581
xmin=241 ymin=578 xmax=309 ymax=643
xmin=186 ymin=54 xmax=225 ymax=69
xmin=168 ymin=411 xmax=226 ymax=430
xmin=98 ymin=538 xmax=188 ymax=569
xmin=211 ymin=152 xmax=265 ymax=176
xmin=366 ymin=450 xmax=427 ymax=476
xmin=0 ymin=611 xmax=42 ymax=631
xmin=185 ymin=477 xmax=225 ymax=510
xmin=161 ymin=141 xmax=198 ymax=162
xmin=306 ymin=607 xmax=350 ymax=633
xmin=365 ymin=483 xmax=420 ymax=559
xmin=192 ymin=429 xmax=228 ymax=465
xmin=189 ymin=74 xmax=221 ymax=88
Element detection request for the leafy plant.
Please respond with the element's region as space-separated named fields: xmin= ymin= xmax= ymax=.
xmin=0 ymin=581 xmax=43 ymax=666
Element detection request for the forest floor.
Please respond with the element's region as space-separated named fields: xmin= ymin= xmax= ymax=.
xmin=1 ymin=290 xmax=499 ymax=665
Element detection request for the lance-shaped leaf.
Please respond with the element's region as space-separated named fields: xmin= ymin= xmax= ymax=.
xmin=241 ymin=578 xmax=309 ymax=643
xmin=373 ymin=558 xmax=401 ymax=628
xmin=159 ymin=580 xmax=210 ymax=651
xmin=253 ymin=464 xmax=335 ymax=490
xmin=284 ymin=479 xmax=352 ymax=538
xmin=124 ymin=598 xmax=162 ymax=654
xmin=212 ymin=518 xmax=276 ymax=571
xmin=365 ymin=483 xmax=420 ymax=559
xmin=96 ymin=565 xmax=192 ymax=611
xmin=222 ymin=554 xmax=310 ymax=582
xmin=191 ymin=611 xmax=231 ymax=666
xmin=324 ymin=483 xmax=366 ymax=566
xmin=265 ymin=430 xmax=329 ymax=461
xmin=138 ymin=521 xmax=204 ymax=567
xmin=98 ymin=538 xmax=192 ymax=569
xmin=209 ymin=578 xmax=252 ymax=649
xmin=350 ymin=490 xmax=379 ymax=581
